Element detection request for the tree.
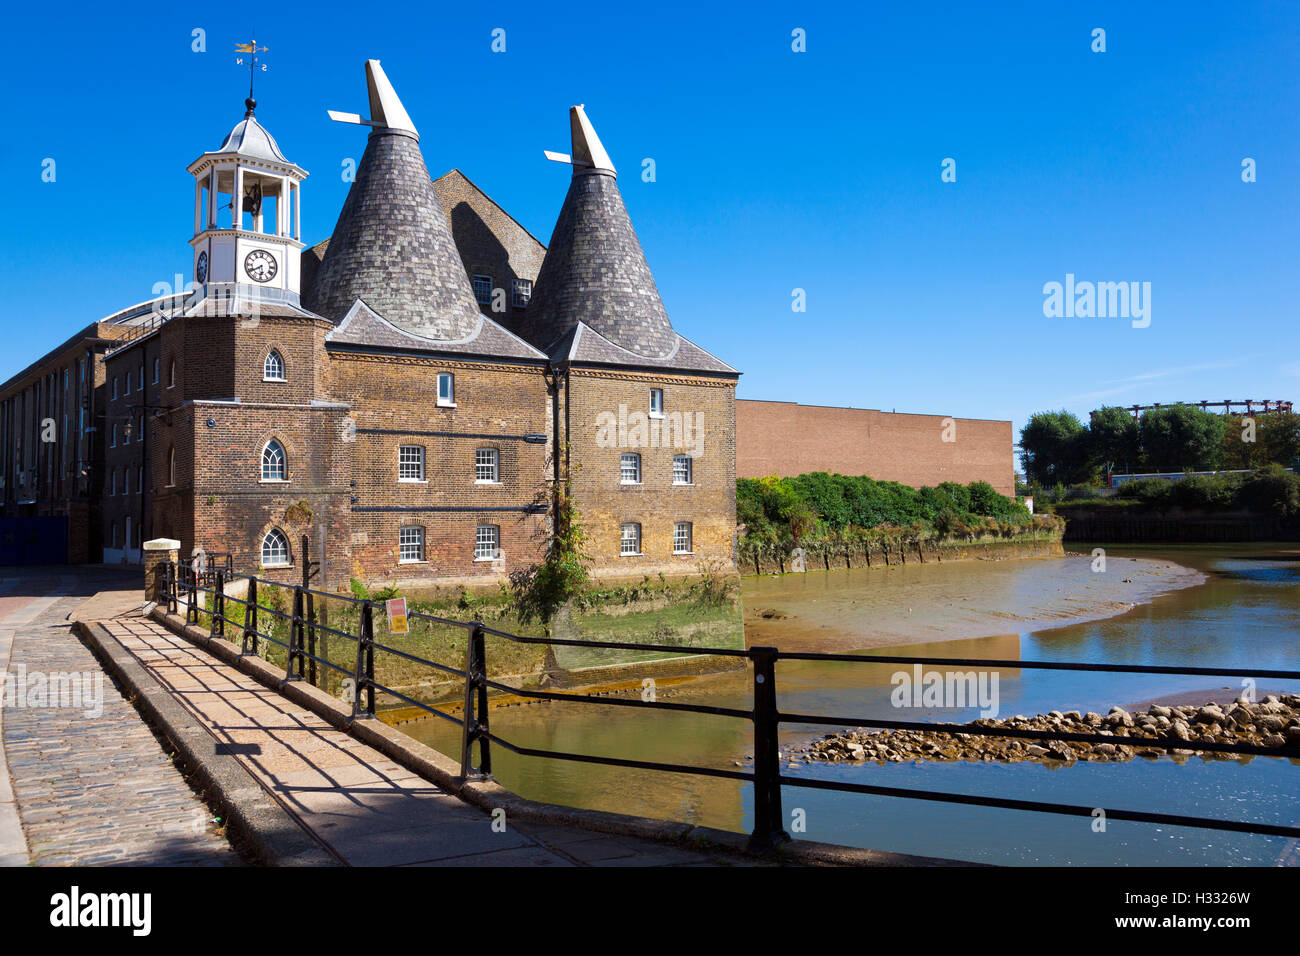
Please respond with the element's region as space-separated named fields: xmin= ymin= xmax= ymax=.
xmin=1139 ymin=405 xmax=1223 ymax=472
xmin=1260 ymin=412 xmax=1300 ymax=468
xmin=1020 ymin=410 xmax=1090 ymax=487
xmin=1089 ymin=406 xmax=1140 ymax=482
xmin=1218 ymin=415 xmax=1269 ymax=471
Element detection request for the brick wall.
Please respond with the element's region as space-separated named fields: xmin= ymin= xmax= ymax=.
xmin=432 ymin=170 xmax=546 ymax=339
xmin=326 ymin=348 xmax=551 ymax=587
xmin=563 ymin=367 xmax=737 ymax=581
xmin=736 ymin=399 xmax=1014 ymax=496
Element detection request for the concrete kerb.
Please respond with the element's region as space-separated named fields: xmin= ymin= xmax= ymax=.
xmin=75 ymin=620 xmax=340 ymax=867
xmin=136 ymin=606 xmax=975 ymax=867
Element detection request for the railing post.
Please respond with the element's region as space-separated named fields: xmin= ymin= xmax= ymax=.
xmin=166 ymin=561 xmax=177 ymax=614
xmin=185 ymin=564 xmax=199 ymax=625
xmin=460 ymin=623 xmax=491 ymax=779
xmin=285 ymin=586 xmax=304 ymax=682
xmin=305 ymin=589 xmax=317 ymax=687
xmin=210 ymin=570 xmax=225 ymax=640
xmin=748 ymin=645 xmax=789 ymax=850
xmin=241 ymin=576 xmax=259 ymax=656
xmin=351 ymin=601 xmax=374 ymax=719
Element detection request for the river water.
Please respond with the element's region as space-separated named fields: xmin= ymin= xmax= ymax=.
xmin=403 ymin=543 xmax=1300 ymax=866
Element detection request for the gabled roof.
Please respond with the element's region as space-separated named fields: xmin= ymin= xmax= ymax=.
xmin=303 ymin=62 xmax=483 ymax=341
xmin=520 ymin=106 xmax=678 ymax=361
xmin=547 ymin=321 xmax=737 ymax=376
xmin=326 ymin=299 xmax=547 ymax=362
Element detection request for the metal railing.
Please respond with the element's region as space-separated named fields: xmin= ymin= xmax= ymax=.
xmin=164 ymin=560 xmax=1300 ymax=851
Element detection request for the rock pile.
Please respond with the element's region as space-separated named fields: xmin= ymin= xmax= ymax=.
xmin=791 ymin=694 xmax=1300 ymax=766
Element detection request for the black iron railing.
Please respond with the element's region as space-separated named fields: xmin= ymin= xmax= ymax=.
xmin=164 ymin=560 xmax=1300 ymax=850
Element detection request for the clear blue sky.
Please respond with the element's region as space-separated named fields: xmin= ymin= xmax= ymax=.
xmin=4 ymin=2 xmax=1297 ymax=446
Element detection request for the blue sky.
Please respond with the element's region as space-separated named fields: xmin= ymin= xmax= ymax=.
xmin=4 ymin=1 xmax=1297 ymax=444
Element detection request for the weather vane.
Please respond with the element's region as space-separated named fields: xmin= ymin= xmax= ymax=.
xmin=234 ymin=35 xmax=269 ymax=108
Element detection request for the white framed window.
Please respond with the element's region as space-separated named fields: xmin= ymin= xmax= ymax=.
xmin=673 ymin=522 xmax=693 ymax=555
xmin=475 ymin=524 xmax=499 ymax=561
xmin=261 ymin=528 xmax=291 ymax=567
xmin=620 ymin=452 xmax=641 ymax=484
xmin=475 ymin=448 xmax=499 ymax=483
xmin=471 ymin=275 xmax=493 ymax=305
xmin=110 ymin=522 xmax=117 ymax=549
xmin=261 ymin=439 xmax=287 ymax=481
xmin=125 ymin=372 xmax=132 ymax=396
xmin=138 ymin=364 xmax=144 ymax=390
xmin=620 ymin=523 xmax=642 ymax=556
xmin=168 ymin=360 xmax=176 ymax=388
xmin=110 ymin=423 xmax=117 ymax=447
xmin=112 ymin=377 xmax=119 ymax=400
xmin=673 ymin=455 xmax=693 ymax=485
xmin=649 ymin=388 xmax=664 ymax=417
xmin=124 ymin=467 xmax=131 ymax=495
xmin=437 ymin=372 xmax=455 ymax=407
xmin=511 ymin=279 xmax=532 ymax=308
xmin=263 ymin=350 xmax=286 ymax=381
xmin=399 ymin=526 xmax=425 ymax=563
xmin=398 ymin=445 xmax=425 ymax=482
xmin=137 ymin=416 xmax=144 ymax=443
xmin=153 ymin=358 xmax=160 ymax=384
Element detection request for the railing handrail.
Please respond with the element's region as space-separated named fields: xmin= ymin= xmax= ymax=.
xmin=162 ymin=559 xmax=1300 ymax=852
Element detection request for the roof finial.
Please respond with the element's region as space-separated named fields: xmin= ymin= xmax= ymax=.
xmin=542 ymin=105 xmax=616 ymax=176
xmin=235 ymin=35 xmax=269 ymax=115
xmin=326 ymin=60 xmax=419 ymax=140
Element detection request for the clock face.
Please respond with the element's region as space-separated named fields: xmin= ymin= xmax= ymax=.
xmin=243 ymin=249 xmax=278 ymax=283
xmin=196 ymin=251 xmax=208 ymax=283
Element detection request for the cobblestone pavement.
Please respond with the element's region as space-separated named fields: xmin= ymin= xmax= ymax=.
xmin=1 ymin=567 xmax=237 ymax=866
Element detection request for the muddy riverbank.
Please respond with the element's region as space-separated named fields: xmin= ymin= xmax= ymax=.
xmin=744 ymin=551 xmax=1206 ymax=652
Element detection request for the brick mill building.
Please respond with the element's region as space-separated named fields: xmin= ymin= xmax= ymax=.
xmin=0 ymin=61 xmax=739 ymax=589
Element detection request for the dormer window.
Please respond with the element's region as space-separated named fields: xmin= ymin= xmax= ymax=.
xmin=649 ymin=388 xmax=664 ymax=418
xmin=263 ymin=350 xmax=286 ymax=382
xmin=471 ymin=275 xmax=493 ymax=305
xmin=511 ymin=279 xmax=532 ymax=309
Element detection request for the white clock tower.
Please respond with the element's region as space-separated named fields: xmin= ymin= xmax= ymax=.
xmin=186 ymin=97 xmax=308 ymax=297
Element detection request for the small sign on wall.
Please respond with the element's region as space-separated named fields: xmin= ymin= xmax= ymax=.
xmin=386 ymin=597 xmax=408 ymax=634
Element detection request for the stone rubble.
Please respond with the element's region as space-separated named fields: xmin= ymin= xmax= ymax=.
xmin=785 ymin=694 xmax=1300 ymax=766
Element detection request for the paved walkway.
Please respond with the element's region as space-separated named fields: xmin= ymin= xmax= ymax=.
xmin=1 ymin=568 xmax=236 ymax=866
xmin=95 ymin=616 xmax=740 ymax=866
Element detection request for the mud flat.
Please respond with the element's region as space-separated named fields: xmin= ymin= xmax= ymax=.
xmin=744 ymin=552 xmax=1206 ymax=652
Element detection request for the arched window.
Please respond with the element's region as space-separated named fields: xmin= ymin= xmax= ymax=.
xmin=261 ymin=528 xmax=291 ymax=568
xmin=263 ymin=350 xmax=286 ymax=382
xmin=261 ymin=440 xmax=286 ymax=481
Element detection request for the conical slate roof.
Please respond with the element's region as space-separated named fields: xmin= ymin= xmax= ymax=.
xmin=521 ymin=107 xmax=677 ymax=360
xmin=304 ymin=62 xmax=482 ymax=340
